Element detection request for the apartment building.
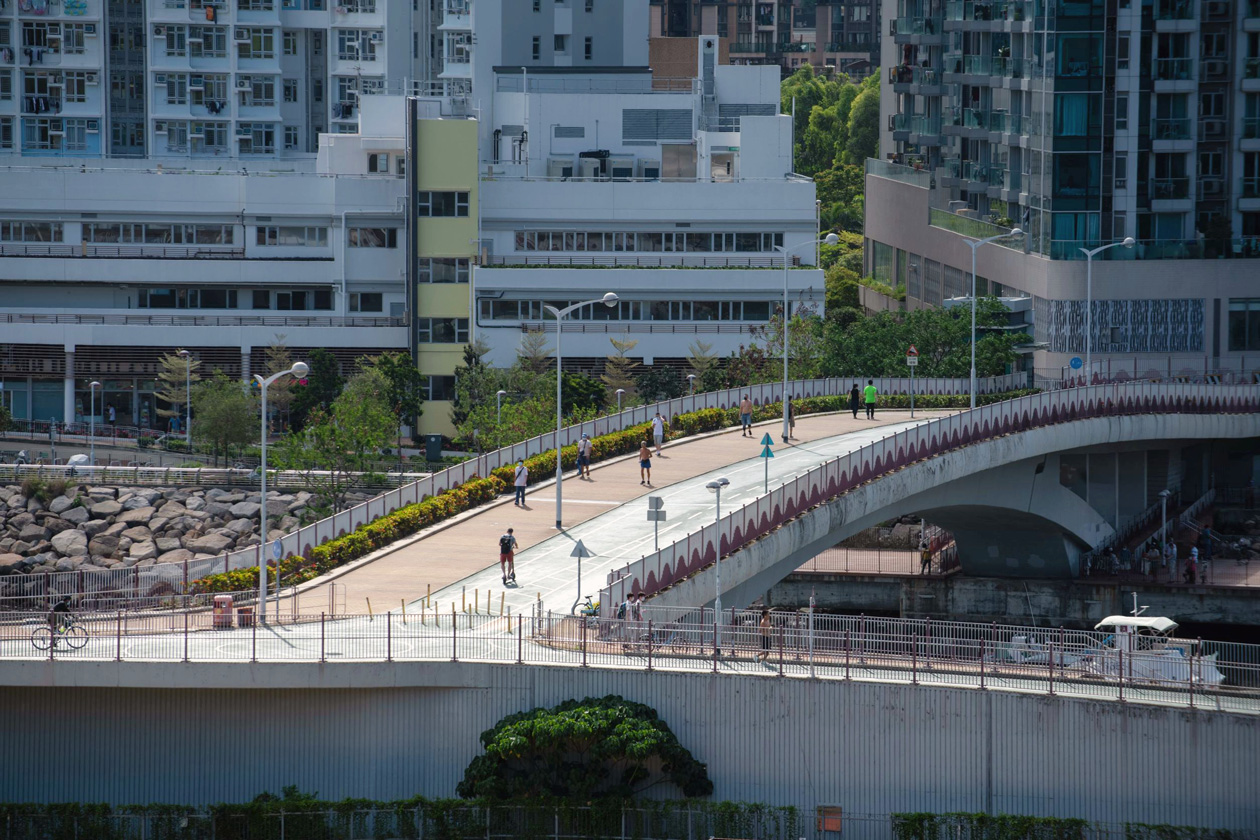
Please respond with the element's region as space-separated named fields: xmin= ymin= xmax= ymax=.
xmin=0 ymin=0 xmax=440 ymax=158
xmin=648 ymin=0 xmax=879 ymax=77
xmin=870 ymin=0 xmax=1259 ymax=381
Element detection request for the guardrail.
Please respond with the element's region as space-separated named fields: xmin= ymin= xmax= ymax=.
xmin=0 ymin=313 xmax=404 ymax=328
xmin=0 ymin=464 xmax=428 ymax=490
xmin=0 ymin=375 xmax=1025 ymax=601
xmin=599 ymin=383 xmax=1260 ymax=611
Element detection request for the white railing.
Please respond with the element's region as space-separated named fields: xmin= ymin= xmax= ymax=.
xmin=598 ymin=383 xmax=1260 ymax=612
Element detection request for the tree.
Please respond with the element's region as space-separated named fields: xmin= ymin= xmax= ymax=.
xmin=190 ymin=373 xmax=256 ymax=466
xmin=457 ymin=696 xmax=713 ymax=800
xmin=452 ymin=340 xmax=499 ymax=429
xmin=754 ymin=307 xmax=827 ymax=380
xmin=813 ymin=165 xmax=866 ymax=233
xmin=635 ymin=367 xmax=684 ymax=402
xmin=154 ymin=350 xmax=202 ymax=422
xmin=262 ymin=336 xmax=296 ymax=431
xmin=0 ymin=402 xmax=10 ymax=436
xmin=289 ymin=348 xmax=343 ymax=431
xmin=824 ymin=264 xmax=862 ymax=319
xmin=364 ymin=352 xmax=425 ymax=438
xmin=517 ymin=330 xmax=553 ymax=376
xmin=686 ymin=339 xmax=719 ymax=381
xmin=843 ymin=78 xmax=880 ymax=166
xmin=600 ymin=334 xmax=640 ymax=402
xmin=561 ymin=371 xmax=605 ymax=415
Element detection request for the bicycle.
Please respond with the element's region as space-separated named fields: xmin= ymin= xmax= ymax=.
xmin=31 ymin=615 xmax=88 ymax=652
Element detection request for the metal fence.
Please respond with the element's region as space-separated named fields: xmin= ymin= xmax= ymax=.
xmin=0 ymin=464 xmax=428 ymax=490
xmin=599 ymin=383 xmax=1260 ymax=611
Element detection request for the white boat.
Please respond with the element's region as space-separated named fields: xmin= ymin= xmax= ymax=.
xmin=1084 ymin=615 xmax=1225 ymax=686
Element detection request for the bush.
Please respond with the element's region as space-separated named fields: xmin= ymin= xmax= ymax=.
xmin=19 ymin=477 xmax=67 ymax=504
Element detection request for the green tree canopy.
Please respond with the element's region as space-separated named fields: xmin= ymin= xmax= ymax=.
xmin=457 ymin=696 xmax=713 ymax=801
xmin=289 ymin=348 xmax=344 ymax=431
xmin=190 ymin=372 xmax=256 ymax=466
xmin=842 ymin=77 xmax=880 ymax=166
xmin=154 ymin=350 xmax=202 ymax=421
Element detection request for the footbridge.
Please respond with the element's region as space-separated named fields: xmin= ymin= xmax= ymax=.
xmin=603 ymin=383 xmax=1260 ymax=613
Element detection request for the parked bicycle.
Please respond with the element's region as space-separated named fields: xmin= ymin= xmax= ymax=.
xmin=31 ymin=615 xmax=88 ymax=652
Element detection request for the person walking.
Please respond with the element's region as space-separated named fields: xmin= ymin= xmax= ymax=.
xmin=498 ymin=528 xmax=518 ymax=584
xmin=106 ymin=403 xmax=116 ymax=427
xmin=849 ymin=383 xmax=861 ymax=419
xmin=1184 ymin=547 xmax=1198 ymax=585
xmin=1163 ymin=541 xmax=1177 ymax=583
xmin=513 ymin=459 xmax=528 ymax=506
xmin=755 ymin=608 xmax=773 ymax=663
xmin=577 ymin=433 xmax=593 ymax=479
xmin=651 ymin=412 xmax=668 ymax=454
xmin=639 ymin=440 xmax=653 ymax=486
xmin=863 ymin=380 xmax=878 ymax=420
xmin=919 ymin=541 xmax=932 ymax=575
xmin=783 ymin=395 xmax=795 ymax=443
xmin=739 ymin=395 xmax=754 ymax=437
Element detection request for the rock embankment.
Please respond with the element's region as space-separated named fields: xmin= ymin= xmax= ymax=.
xmin=0 ymin=485 xmax=336 ymax=575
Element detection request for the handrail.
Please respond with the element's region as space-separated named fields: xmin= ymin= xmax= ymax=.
xmin=598 ymin=384 xmax=1260 ymax=612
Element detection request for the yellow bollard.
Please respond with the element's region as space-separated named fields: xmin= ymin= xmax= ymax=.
xmin=366 ymin=598 xmax=373 ymax=621
xmin=420 ymin=604 xmax=426 ymax=626
xmin=426 ymin=583 xmax=431 ymax=607
xmin=474 ymin=588 xmax=479 ymax=615
xmin=487 ymin=589 xmax=491 ymax=614
xmin=507 ymin=604 xmax=513 ymax=634
xmin=461 ymin=586 xmax=466 ymax=612
xmin=499 ymin=593 xmax=504 ymax=616
xmin=401 ymin=599 xmax=407 ymax=625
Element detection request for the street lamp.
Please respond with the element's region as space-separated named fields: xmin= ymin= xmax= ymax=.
xmin=1079 ymin=237 xmax=1135 ymax=382
xmin=687 ymin=373 xmax=697 ymax=395
xmin=88 ymin=381 xmax=101 ymax=466
xmin=775 ymin=233 xmax=839 ymax=442
xmin=496 ymin=389 xmax=507 ymax=426
xmin=964 ymin=228 xmax=1024 ymax=409
xmin=254 ymin=360 xmax=309 ymax=622
xmin=544 ymin=292 xmax=619 ymax=529
xmin=706 ymin=477 xmax=730 ymax=653
xmin=615 ymin=388 xmax=626 ymax=412
xmin=1159 ymin=488 xmax=1172 ymax=567
xmin=178 ymin=349 xmax=192 ymax=447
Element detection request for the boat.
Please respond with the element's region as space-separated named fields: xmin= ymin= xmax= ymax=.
xmin=1083 ymin=615 xmax=1225 ymax=686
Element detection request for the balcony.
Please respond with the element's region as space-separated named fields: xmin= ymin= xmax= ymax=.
xmin=1151 ymin=177 xmax=1190 ymax=199
xmin=1242 ymin=177 xmax=1260 ymax=199
xmin=1242 ymin=117 xmax=1260 ymax=139
xmin=993 ymin=56 xmax=1033 ymax=79
xmin=1246 ymin=58 xmax=1260 ymax=78
xmin=824 ymin=41 xmax=874 ymax=53
xmin=1152 ymin=118 xmax=1192 ymax=140
xmin=1153 ymin=58 xmax=1194 ymax=82
xmin=946 ymin=107 xmax=987 ymax=129
xmin=892 ymin=17 xmax=941 ymax=34
xmin=1153 ymin=0 xmax=1196 ymax=18
xmin=889 ymin=64 xmax=940 ymax=86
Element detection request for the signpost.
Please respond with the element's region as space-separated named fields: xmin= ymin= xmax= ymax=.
xmin=759 ymin=433 xmax=775 ymax=492
xmin=906 ymin=345 xmax=919 ymax=418
xmin=571 ymin=539 xmax=593 ymax=615
xmin=646 ymin=495 xmax=666 ymax=551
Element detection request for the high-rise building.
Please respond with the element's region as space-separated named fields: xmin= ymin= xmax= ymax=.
xmin=0 ymin=0 xmax=441 ymax=158
xmin=869 ymin=0 xmax=1259 ymax=382
xmin=648 ymin=0 xmax=879 ymax=77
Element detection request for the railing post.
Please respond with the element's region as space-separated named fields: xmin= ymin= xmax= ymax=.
xmin=320 ymin=612 xmax=326 ymax=663
xmin=1189 ymin=646 xmax=1196 ymax=709
xmin=183 ymin=609 xmax=189 ymax=663
xmin=115 ymin=609 xmax=122 ymax=662
xmin=712 ymin=622 xmax=718 ymax=673
xmin=251 ymin=608 xmax=257 ymax=663
xmin=777 ymin=627 xmax=784 ymax=677
xmin=386 ymin=612 xmax=392 ymax=663
xmin=979 ymin=639 xmax=986 ymax=690
xmin=581 ymin=615 xmax=588 ymax=668
xmin=1118 ymin=651 xmax=1125 ymax=702
xmin=646 ymin=619 xmax=654 ymax=672
xmin=844 ymin=629 xmax=850 ymax=680
xmin=911 ymin=633 xmax=918 ymax=685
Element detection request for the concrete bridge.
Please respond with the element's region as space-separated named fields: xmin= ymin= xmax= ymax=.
xmin=604 ymin=384 xmax=1260 ymax=613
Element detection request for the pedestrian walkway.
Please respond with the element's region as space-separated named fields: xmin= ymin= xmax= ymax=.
xmin=298 ymin=410 xmax=946 ymax=615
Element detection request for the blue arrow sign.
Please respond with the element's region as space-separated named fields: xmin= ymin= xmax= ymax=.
xmin=1069 ymin=356 xmax=1083 ymax=370
xmin=760 ymin=445 xmax=775 ymax=459
xmin=760 ymin=433 xmax=775 ymax=446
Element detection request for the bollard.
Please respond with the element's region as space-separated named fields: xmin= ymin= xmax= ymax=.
xmin=366 ymin=598 xmax=373 ymax=621
xmin=474 ymin=589 xmax=479 ymax=615
xmin=500 ymin=593 xmax=505 ymax=616
xmin=426 ymin=583 xmax=431 ymax=607
xmin=487 ymin=589 xmax=491 ymax=615
xmin=462 ymin=586 xmax=466 ymax=612
xmin=506 ymin=605 xmax=512 ymax=632
xmin=401 ymin=599 xmax=407 ymax=625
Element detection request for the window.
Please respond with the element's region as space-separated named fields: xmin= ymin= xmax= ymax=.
xmin=138 ymin=289 xmax=240 ymax=309
xmin=283 ymin=78 xmax=298 ymax=102
xmin=1115 ymin=94 xmax=1128 ymax=130
xmin=1228 ymin=299 xmax=1260 ymax=351
xmin=348 ymin=227 xmax=398 ymax=247
xmin=532 ymin=36 xmax=540 ymax=60
xmin=585 ymin=0 xmax=593 ymax=9
xmin=0 ymin=221 xmax=63 ymax=242
xmin=238 ymin=28 xmax=275 ymax=59
xmin=256 ymin=226 xmax=328 ymax=246
xmin=367 ymin=152 xmax=389 ymax=172
xmin=584 ymin=36 xmax=592 ymax=60
xmin=63 ymin=72 xmax=87 ymax=103
xmin=1201 ymin=91 xmax=1225 ymax=118
xmin=85 ymin=223 xmax=235 ymax=245
xmin=426 ymin=375 xmax=456 ymax=402
xmin=253 ymin=290 xmax=270 ymax=309
xmin=62 ymin=24 xmax=87 ymax=55
xmin=283 ymin=31 xmax=298 ymax=55
xmin=284 ymin=125 xmax=299 ymax=150
xmin=1116 ymin=35 xmax=1129 ymax=70
xmin=554 ymin=35 xmax=569 ymax=55
xmin=237 ymin=122 xmax=276 ymax=154
xmin=0 ymin=118 xmax=13 ymax=151
xmin=190 ymin=26 xmax=227 ymax=58
xmin=416 ymin=191 xmax=470 ymax=217
xmin=165 ymin=73 xmax=188 ymax=105
xmin=349 ymin=292 xmax=383 ymax=312
xmin=533 ymin=0 xmax=540 ymax=10
xmin=240 ymin=76 xmax=276 ymax=106
xmin=23 ymin=117 xmax=63 ymax=151
xmin=1114 ymin=152 xmax=1127 ymax=189
xmin=417 ymin=318 xmax=470 ymax=344
xmin=163 ymin=25 xmax=188 ymax=57
xmin=337 ymin=29 xmax=376 ymax=61
xmin=417 ymin=257 xmax=470 ymax=283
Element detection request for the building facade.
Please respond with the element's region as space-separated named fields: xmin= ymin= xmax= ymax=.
xmin=871 ymin=0 xmax=1259 ymax=381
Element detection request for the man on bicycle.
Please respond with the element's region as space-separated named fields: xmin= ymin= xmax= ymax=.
xmin=48 ymin=596 xmax=72 ymax=643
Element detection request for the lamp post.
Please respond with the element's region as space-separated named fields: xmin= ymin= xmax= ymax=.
xmin=254 ymin=360 xmax=309 ymax=622
xmin=88 ymin=381 xmax=101 ymax=466
xmin=964 ymin=228 xmax=1024 ymax=409
xmin=775 ymin=234 xmax=839 ymax=443
xmin=615 ymin=389 xmax=625 ymax=412
xmin=1159 ymin=488 xmax=1172 ymax=559
xmin=544 ymin=292 xmax=619 ymax=529
xmin=706 ymin=477 xmax=730 ymax=653
xmin=1079 ymin=237 xmax=1135 ymax=382
xmin=178 ymin=349 xmax=192 ymax=447
xmin=496 ymin=390 xmax=507 ymax=426
xmin=687 ymin=374 xmax=697 ymax=395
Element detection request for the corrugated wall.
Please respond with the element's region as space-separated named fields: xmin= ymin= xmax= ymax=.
xmin=2 ymin=668 xmax=1257 ymax=832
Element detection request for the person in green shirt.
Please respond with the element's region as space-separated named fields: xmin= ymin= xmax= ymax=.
xmin=863 ymin=379 xmax=878 ymax=419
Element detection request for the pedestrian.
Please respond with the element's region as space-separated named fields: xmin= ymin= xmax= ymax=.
xmin=919 ymin=541 xmax=931 ymax=575
xmin=756 ymin=608 xmax=772 ymax=663
xmin=1185 ymin=547 xmax=1198 ymax=585
xmin=863 ymin=380 xmax=878 ymax=420
xmin=639 ymin=440 xmax=653 ymax=486
xmin=1163 ymin=541 xmax=1177 ymax=582
xmin=169 ymin=415 xmax=179 ymax=435
xmin=651 ymin=412 xmax=668 ymax=454
xmin=631 ymin=593 xmax=644 ymax=622
xmin=849 ymin=383 xmax=861 ymax=419
xmin=1143 ymin=543 xmax=1159 ymax=577
xmin=739 ymin=395 xmax=753 ymax=437
xmin=783 ymin=395 xmax=795 ymax=443
xmin=577 ymin=433 xmax=593 ymax=479
xmin=1200 ymin=527 xmax=1213 ymax=581
xmin=513 ymin=459 xmax=528 ymax=506
xmin=106 ymin=403 xmax=116 ymax=426
xmin=498 ymin=528 xmax=517 ymax=584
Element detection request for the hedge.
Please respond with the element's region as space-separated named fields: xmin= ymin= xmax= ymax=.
xmin=192 ymin=389 xmax=1037 ymax=592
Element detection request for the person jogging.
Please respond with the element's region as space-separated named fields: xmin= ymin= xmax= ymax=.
xmin=651 ymin=412 xmax=668 ymax=454
xmin=499 ymin=528 xmax=518 ymax=584
xmin=577 ymin=433 xmax=593 ymax=479
xmin=513 ymin=459 xmax=528 ymax=506
xmin=739 ymin=395 xmax=753 ymax=437
xmin=639 ymin=440 xmax=653 ymax=486
xmin=863 ymin=380 xmax=878 ymax=420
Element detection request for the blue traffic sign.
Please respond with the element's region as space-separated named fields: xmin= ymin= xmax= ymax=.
xmin=760 ymin=445 xmax=775 ymax=459
xmin=760 ymin=433 xmax=775 ymax=446
xmin=1069 ymin=357 xmax=1083 ymax=370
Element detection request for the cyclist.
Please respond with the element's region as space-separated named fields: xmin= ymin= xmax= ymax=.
xmin=48 ymin=596 xmax=73 ymax=645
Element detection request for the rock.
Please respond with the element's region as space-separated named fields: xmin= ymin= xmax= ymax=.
xmin=185 ymin=533 xmax=234 ymax=554
xmin=26 ymin=497 xmax=45 ymax=513
xmin=121 ymin=526 xmax=153 ymax=542
xmin=87 ymin=487 xmax=117 ymax=499
xmin=286 ymin=500 xmax=306 ymax=513
xmin=43 ymin=518 xmax=75 ymax=536
xmin=184 ymin=496 xmax=206 ymax=512
xmin=226 ymin=518 xmax=256 ymax=535
xmin=61 ymin=507 xmax=91 ymax=525
xmin=278 ymin=515 xmax=299 ymax=532
xmin=206 ymin=488 xmax=231 ymax=500
xmin=229 ymin=501 xmax=261 ymax=518
xmin=9 ymin=512 xmax=34 ymax=530
xmin=128 ymin=542 xmax=158 ymax=562
xmin=148 ymin=517 xmax=170 ymax=533
xmin=48 ymin=495 xmax=77 ymax=514
xmin=157 ymin=548 xmax=194 ymax=564
xmin=216 ymin=492 xmax=246 ymax=503
xmin=90 ymin=499 xmax=122 ymax=518
xmin=88 ymin=534 xmax=120 ymax=557
xmin=11 ymin=541 xmax=32 ymax=555
xmin=0 ymin=553 xmax=24 ymax=572
xmin=204 ymin=502 xmax=232 ymax=518
xmin=265 ymin=500 xmax=287 ymax=517
xmin=156 ymin=502 xmax=188 ymax=518
xmin=55 ymin=556 xmax=80 ymax=572
xmin=50 ymin=530 xmax=88 ymax=556
xmin=81 ymin=519 xmax=111 ymax=538
xmin=266 ymin=528 xmax=287 ymax=541
xmin=155 ymin=537 xmax=183 ymax=552
xmin=122 ymin=495 xmax=153 ymax=511
xmin=118 ymin=507 xmax=156 ymax=525
xmin=18 ymin=523 xmax=51 ymax=542
xmin=102 ymin=523 xmax=128 ymax=538
xmin=117 ymin=536 xmax=134 ymax=553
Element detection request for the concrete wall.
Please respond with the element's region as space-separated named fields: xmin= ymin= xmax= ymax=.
xmin=1 ymin=661 xmax=1256 ymax=832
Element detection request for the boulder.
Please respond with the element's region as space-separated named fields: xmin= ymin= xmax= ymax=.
xmin=122 ymin=495 xmax=154 ymax=511
xmin=88 ymin=534 xmax=121 ymax=557
xmin=128 ymin=542 xmax=158 ymax=562
xmin=185 ymin=533 xmax=234 ymax=554
xmin=8 ymin=512 xmax=34 ymax=530
xmin=148 ymin=517 xmax=170 ymax=533
xmin=89 ymin=499 xmax=122 ymax=518
xmin=265 ymin=500 xmax=288 ymax=517
xmin=0 ymin=553 xmax=24 ymax=573
xmin=54 ymin=556 xmax=80 ymax=572
xmin=26 ymin=497 xmax=45 ymax=513
xmin=184 ymin=496 xmax=206 ymax=512
xmin=204 ymin=502 xmax=232 ymax=519
xmin=121 ymin=525 xmax=152 ymax=542
xmin=87 ymin=487 xmax=117 ymax=499
xmin=226 ymin=518 xmax=256 ymax=535
xmin=48 ymin=495 xmax=77 ymax=514
xmin=43 ymin=518 xmax=75 ymax=536
xmin=10 ymin=540 xmax=32 ymax=555
xmin=286 ymin=500 xmax=307 ymax=513
xmin=229 ymin=501 xmax=261 ymax=519
xmin=156 ymin=548 xmax=195 ymax=565
xmin=102 ymin=523 xmax=128 ymax=537
xmin=61 ymin=506 xmax=91 ymax=525
xmin=18 ymin=523 xmax=51 ymax=543
xmin=156 ymin=502 xmax=188 ymax=518
xmin=217 ymin=492 xmax=246 ymax=504
xmin=278 ymin=515 xmax=299 ymax=532
xmin=118 ymin=507 xmax=156 ymax=525
xmin=50 ymin=530 xmax=88 ymax=557
xmin=80 ymin=519 xmax=111 ymax=538
xmin=117 ymin=536 xmax=134 ymax=553
xmin=155 ymin=537 xmax=183 ymax=553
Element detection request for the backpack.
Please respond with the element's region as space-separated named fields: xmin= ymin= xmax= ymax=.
xmin=617 ymin=601 xmax=627 ymax=620
xmin=499 ymin=535 xmax=513 ymax=553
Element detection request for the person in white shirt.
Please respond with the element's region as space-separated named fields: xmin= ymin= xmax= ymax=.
xmin=651 ymin=412 xmax=667 ymax=454
xmin=577 ymin=433 xmax=593 ymax=479
xmin=513 ymin=460 xmax=528 ymax=506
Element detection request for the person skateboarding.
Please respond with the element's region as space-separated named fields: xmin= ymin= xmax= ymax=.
xmin=499 ymin=528 xmax=518 ymax=584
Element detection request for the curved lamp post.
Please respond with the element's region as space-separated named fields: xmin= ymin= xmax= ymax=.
xmin=544 ymin=292 xmax=619 ymax=529
xmin=1079 ymin=237 xmax=1135 ymax=381
xmin=88 ymin=381 xmax=101 ymax=465
xmin=496 ymin=389 xmax=507 ymax=426
xmin=178 ymin=349 xmax=192 ymax=447
xmin=687 ymin=374 xmax=697 ymax=395
xmin=254 ymin=360 xmax=308 ymax=622
xmin=774 ymin=233 xmax=839 ymax=442
xmin=706 ymin=476 xmax=730 ymax=652
xmin=964 ymin=228 xmax=1023 ymax=408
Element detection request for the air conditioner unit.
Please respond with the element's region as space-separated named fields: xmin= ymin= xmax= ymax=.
xmin=369 ymin=32 xmax=383 ymax=42
xmin=236 ymin=126 xmax=253 ymax=137
xmin=638 ymin=159 xmax=661 ymax=180
xmin=86 ymin=120 xmax=99 ymax=133
xmin=236 ymin=77 xmax=251 ymax=89
xmin=234 ymin=27 xmax=251 ymax=42
xmin=155 ymin=73 xmax=168 ymax=83
xmin=189 ymin=131 xmax=205 ymax=139
xmin=49 ymin=128 xmax=64 ymax=136
xmin=1204 ymin=59 xmax=1227 ymax=77
xmin=546 ymin=157 xmax=574 ymax=178
xmin=154 ymin=121 xmax=168 ymax=133
xmin=85 ymin=72 xmax=98 ymax=85
xmin=84 ymin=23 xmax=97 ymax=35
xmin=1201 ymin=178 xmax=1224 ymax=195
xmin=577 ymin=158 xmax=600 ymax=179
xmin=187 ymin=36 xmax=202 ymax=43
xmin=189 ymin=74 xmax=204 ymax=87
xmin=608 ymin=156 xmax=635 ymax=180
xmin=1202 ymin=118 xmax=1226 ymax=136
xmin=154 ymin=25 xmax=166 ymax=36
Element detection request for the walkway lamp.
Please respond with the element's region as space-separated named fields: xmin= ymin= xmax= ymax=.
xmin=496 ymin=389 xmax=507 ymax=426
xmin=774 ymin=234 xmax=839 ymax=442
xmin=706 ymin=476 xmax=730 ymax=652
xmin=254 ymin=360 xmax=308 ymax=622
xmin=1079 ymin=238 xmax=1135 ymax=381
xmin=178 ymin=349 xmax=192 ymax=447
xmin=963 ymin=229 xmax=1023 ymax=408
xmin=687 ymin=374 xmax=697 ymax=395
xmin=88 ymin=381 xmax=101 ymax=466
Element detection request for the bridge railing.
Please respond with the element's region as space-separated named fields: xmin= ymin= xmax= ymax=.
xmin=598 ymin=383 xmax=1260 ymax=612
xmin=0 ymin=373 xmax=1021 ymax=603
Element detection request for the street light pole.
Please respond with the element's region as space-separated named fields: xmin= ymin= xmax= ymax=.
xmin=178 ymin=349 xmax=192 ymax=448
xmin=543 ymin=292 xmax=619 ymax=529
xmin=1079 ymin=237 xmax=1135 ymax=382
xmin=775 ymin=233 xmax=839 ymax=443
xmin=253 ymin=360 xmax=309 ymax=622
xmin=687 ymin=373 xmax=696 ymax=395
xmin=89 ymin=381 xmax=101 ymax=465
xmin=964 ymin=228 xmax=1023 ymax=409
xmin=706 ymin=477 xmax=730 ymax=652
xmin=496 ymin=390 xmax=506 ymax=426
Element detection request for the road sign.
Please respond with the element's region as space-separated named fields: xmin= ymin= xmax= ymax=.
xmin=647 ymin=495 xmax=664 ymax=510
xmin=760 ymin=433 xmax=775 ymax=446
xmin=1070 ymin=356 xmax=1084 ymax=370
xmin=760 ymin=446 xmax=775 ymax=459
xmin=647 ymin=510 xmax=667 ymax=522
xmin=271 ymin=539 xmax=283 ymax=561
xmin=906 ymin=356 xmax=919 ymax=367
xmin=646 ymin=497 xmax=667 ymax=550
xmin=570 ymin=540 xmax=593 ymax=559
xmin=907 ymin=344 xmax=919 ymax=356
